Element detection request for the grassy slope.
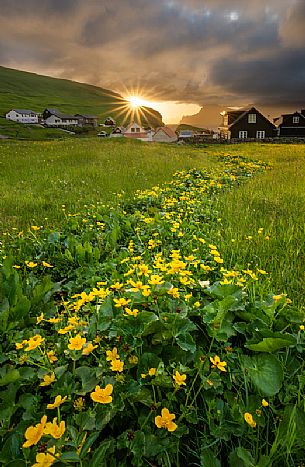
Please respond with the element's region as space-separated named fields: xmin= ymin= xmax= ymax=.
xmin=0 ymin=66 xmax=163 ymax=136
xmin=0 ymin=138 xmax=219 ymax=230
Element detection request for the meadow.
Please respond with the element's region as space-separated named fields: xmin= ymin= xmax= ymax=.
xmin=0 ymin=139 xmax=304 ymax=466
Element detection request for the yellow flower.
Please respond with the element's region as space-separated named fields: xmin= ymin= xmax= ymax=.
xmin=68 ymin=334 xmax=86 ymax=351
xmin=148 ymin=275 xmax=164 ymax=285
xmin=110 ymin=359 xmax=124 ymax=372
xmin=15 ymin=340 xmax=28 ymax=350
xmin=113 ymin=297 xmax=131 ymax=307
xmin=244 ymin=412 xmax=256 ymax=428
xmin=124 ymin=307 xmax=139 ymax=317
xmin=74 ymin=397 xmax=85 ymax=411
xmin=31 ymin=225 xmax=41 ymax=231
xmin=25 ymin=335 xmax=44 ymax=351
xmin=23 ymin=415 xmax=47 ymax=448
xmin=173 ymin=371 xmax=187 ymax=386
xmin=262 ymin=399 xmax=269 ymax=407
xmin=210 ymin=355 xmax=227 ymax=372
xmin=58 ymin=325 xmax=75 ymax=334
xmin=44 ymin=417 xmax=65 ymax=439
xmin=47 ymin=351 xmax=58 ymax=363
xmin=42 ymin=261 xmax=53 ymax=268
xmin=25 ymin=261 xmax=38 ymax=268
xmin=106 ymin=347 xmax=120 ymax=361
xmin=48 ymin=317 xmax=61 ymax=324
xmin=82 ymin=342 xmax=98 ymax=355
xmin=300 ymin=325 xmax=305 ymax=331
xmin=47 ymin=395 xmax=67 ymax=409
xmin=148 ymin=368 xmax=156 ymax=376
xmin=36 ymin=313 xmax=44 ymax=324
xmin=111 ymin=282 xmax=124 ymax=290
xmin=167 ymin=287 xmax=180 ymax=298
xmin=128 ymin=355 xmax=138 ymax=364
xmin=155 ymin=408 xmax=177 ymax=432
xmin=32 ymin=446 xmax=56 ymax=467
xmin=40 ymin=372 xmax=56 ymax=387
xmin=90 ymin=384 xmax=113 ymax=404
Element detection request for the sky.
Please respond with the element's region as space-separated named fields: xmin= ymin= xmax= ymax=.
xmin=0 ymin=0 xmax=305 ymax=124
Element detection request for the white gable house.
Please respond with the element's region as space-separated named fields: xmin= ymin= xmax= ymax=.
xmin=124 ymin=122 xmax=153 ymax=141
xmin=6 ymin=109 xmax=39 ymax=124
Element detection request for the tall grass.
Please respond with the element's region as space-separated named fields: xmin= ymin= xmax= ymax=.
xmin=213 ymin=144 xmax=305 ymax=308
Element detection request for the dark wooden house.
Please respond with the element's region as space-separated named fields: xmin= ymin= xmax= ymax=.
xmin=219 ymin=107 xmax=276 ymax=140
xmin=277 ymin=110 xmax=305 ymax=137
xmin=75 ymin=114 xmax=98 ymax=127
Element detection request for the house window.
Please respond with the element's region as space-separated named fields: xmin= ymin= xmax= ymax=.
xmin=136 ymin=127 xmax=140 ymax=132
xmin=293 ymin=116 xmax=299 ymax=124
xmin=223 ymin=115 xmax=228 ymax=126
xmin=131 ymin=128 xmax=135 ymax=132
xmin=256 ymin=131 xmax=265 ymax=139
xmin=248 ymin=114 xmax=256 ymax=123
xmin=239 ymin=131 xmax=248 ymax=139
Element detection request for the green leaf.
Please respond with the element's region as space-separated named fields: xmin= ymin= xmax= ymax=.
xmin=201 ymin=447 xmax=221 ymax=467
xmin=79 ymin=431 xmax=100 ymax=458
xmin=91 ymin=438 xmax=115 ymax=467
xmin=242 ymin=354 xmax=283 ymax=396
xmin=246 ymin=335 xmax=296 ymax=352
xmin=59 ymin=451 xmax=81 ymax=462
xmin=0 ymin=369 xmax=20 ymax=386
xmin=176 ymin=332 xmax=196 ymax=353
xmin=75 ymin=366 xmax=98 ymax=393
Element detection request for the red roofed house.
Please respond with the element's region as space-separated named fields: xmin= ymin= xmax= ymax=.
xmin=153 ymin=126 xmax=178 ymax=143
xmin=123 ymin=122 xmax=153 ymax=141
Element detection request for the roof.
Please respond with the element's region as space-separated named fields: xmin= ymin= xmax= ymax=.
xmin=155 ymin=126 xmax=177 ymax=138
xmin=45 ymin=108 xmax=78 ymax=119
xmin=75 ymin=114 xmax=98 ymax=119
xmin=10 ymin=109 xmax=38 ymax=115
xmin=226 ymin=107 xmax=275 ymax=129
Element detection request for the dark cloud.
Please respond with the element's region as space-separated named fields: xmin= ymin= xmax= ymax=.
xmin=0 ymin=0 xmax=304 ymax=114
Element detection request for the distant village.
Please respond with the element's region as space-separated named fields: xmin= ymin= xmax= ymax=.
xmin=5 ymin=106 xmax=305 ymax=143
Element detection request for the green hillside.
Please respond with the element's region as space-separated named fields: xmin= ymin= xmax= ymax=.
xmin=0 ymin=66 xmax=163 ymax=136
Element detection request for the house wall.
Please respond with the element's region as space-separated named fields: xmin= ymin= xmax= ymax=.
xmin=45 ymin=115 xmax=78 ymax=126
xmin=279 ymin=126 xmax=305 ymax=137
xmin=230 ymin=111 xmax=275 ymax=138
xmin=6 ymin=110 xmax=38 ymax=124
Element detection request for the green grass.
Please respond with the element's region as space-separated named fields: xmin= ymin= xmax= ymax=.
xmin=0 ymin=138 xmax=218 ymax=231
xmin=211 ymin=143 xmax=305 ymax=308
xmin=1 ymin=139 xmax=304 ymax=308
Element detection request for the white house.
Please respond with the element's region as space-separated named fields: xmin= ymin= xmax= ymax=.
xmin=153 ymin=126 xmax=177 ymax=143
xmin=6 ymin=109 xmax=39 ymax=124
xmin=124 ymin=122 xmax=153 ymax=142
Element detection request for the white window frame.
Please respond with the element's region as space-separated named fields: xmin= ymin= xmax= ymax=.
xmin=256 ymin=131 xmax=265 ymax=139
xmin=248 ymin=114 xmax=256 ymax=123
xmin=293 ymin=116 xmax=299 ymax=124
xmin=239 ymin=131 xmax=248 ymax=139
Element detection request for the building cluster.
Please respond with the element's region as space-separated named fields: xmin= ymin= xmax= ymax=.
xmin=5 ymin=106 xmax=305 ymax=142
xmin=5 ymin=108 xmax=99 ymax=127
